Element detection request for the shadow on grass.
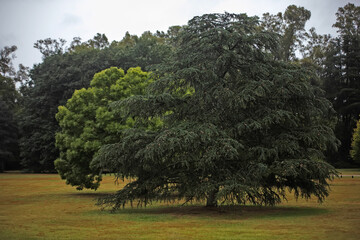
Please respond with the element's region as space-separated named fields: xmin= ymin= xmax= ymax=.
xmin=65 ymin=192 xmax=329 ymax=221
xmin=65 ymin=192 xmax=112 ymax=199
xmin=86 ymin=204 xmax=329 ymax=222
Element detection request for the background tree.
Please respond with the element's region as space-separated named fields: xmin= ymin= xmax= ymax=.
xmin=87 ymin=33 xmax=109 ymax=49
xmin=261 ymin=5 xmax=311 ymax=61
xmin=34 ymin=38 xmax=67 ymax=59
xmin=55 ymin=67 xmax=156 ymax=190
xmin=69 ymin=34 xmax=110 ymax=52
xmin=0 ymin=74 xmax=19 ymax=109
xmin=111 ymin=31 xmax=172 ymax=70
xmin=321 ymin=3 xmax=360 ymax=166
xmin=19 ymin=31 xmax=172 ymax=172
xmin=350 ymin=117 xmax=360 ymax=164
xmin=0 ymin=101 xmax=18 ymax=172
xmin=156 ymin=25 xmax=183 ymax=46
xmin=0 ymin=45 xmax=27 ymax=171
xmin=0 ymin=76 xmax=19 ymax=172
xmin=94 ymin=13 xmax=338 ymax=210
xmin=19 ymin=48 xmax=113 ymax=172
xmin=0 ymin=45 xmax=17 ymax=77
xmin=301 ymin=27 xmax=332 ymax=68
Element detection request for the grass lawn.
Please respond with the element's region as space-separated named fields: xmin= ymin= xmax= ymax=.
xmin=0 ymin=169 xmax=359 ymax=240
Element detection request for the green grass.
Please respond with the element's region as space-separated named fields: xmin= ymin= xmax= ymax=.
xmin=0 ymin=170 xmax=360 ymax=239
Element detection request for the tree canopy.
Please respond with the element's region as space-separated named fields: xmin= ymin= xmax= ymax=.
xmin=55 ymin=67 xmax=156 ymax=190
xmin=261 ymin=5 xmax=311 ymax=61
xmin=1 ymin=3 xmax=358 ymax=211
xmin=0 ymin=76 xmax=19 ymax=172
xmin=19 ymin=48 xmax=116 ymax=172
xmin=19 ymin=32 xmax=171 ymax=172
xmin=0 ymin=46 xmax=24 ymax=172
xmin=351 ymin=117 xmax=360 ymax=164
xmin=320 ymin=3 xmax=360 ymax=165
xmin=94 ymin=13 xmax=338 ymax=210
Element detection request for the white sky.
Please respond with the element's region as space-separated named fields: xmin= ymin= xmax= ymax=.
xmin=0 ymin=0 xmax=358 ymax=69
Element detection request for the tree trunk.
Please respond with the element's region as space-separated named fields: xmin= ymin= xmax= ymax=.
xmin=206 ymin=189 xmax=218 ymax=207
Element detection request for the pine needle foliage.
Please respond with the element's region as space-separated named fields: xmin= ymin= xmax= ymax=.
xmin=94 ymin=13 xmax=338 ymax=210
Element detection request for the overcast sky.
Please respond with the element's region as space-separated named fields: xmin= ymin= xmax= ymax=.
xmin=0 ymin=0 xmax=358 ymax=69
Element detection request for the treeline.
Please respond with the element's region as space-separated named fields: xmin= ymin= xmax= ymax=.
xmin=0 ymin=31 xmax=173 ymax=172
xmin=0 ymin=3 xmax=359 ymax=174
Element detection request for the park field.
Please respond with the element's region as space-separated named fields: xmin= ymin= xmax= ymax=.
xmin=0 ymin=170 xmax=359 ymax=240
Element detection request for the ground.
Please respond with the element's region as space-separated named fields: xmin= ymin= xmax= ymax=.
xmin=0 ymin=169 xmax=359 ymax=239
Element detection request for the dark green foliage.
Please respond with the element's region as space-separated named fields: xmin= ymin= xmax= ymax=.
xmin=0 ymin=45 xmax=23 ymax=171
xmin=321 ymin=3 xmax=360 ymax=165
xmin=0 ymin=75 xmax=19 ymax=109
xmin=301 ymin=28 xmax=332 ymax=71
xmin=0 ymin=75 xmax=19 ymax=172
xmin=0 ymin=98 xmax=19 ymax=172
xmin=111 ymin=31 xmax=172 ymax=71
xmin=34 ymin=38 xmax=67 ymax=60
xmin=0 ymin=45 xmax=17 ymax=76
xmin=351 ymin=118 xmax=360 ymax=164
xmin=261 ymin=5 xmax=311 ymax=61
xmin=94 ymin=13 xmax=338 ymax=210
xmin=19 ymin=49 xmax=114 ymax=172
xmin=19 ymin=32 xmax=171 ymax=172
xmin=0 ymin=45 xmax=30 ymax=171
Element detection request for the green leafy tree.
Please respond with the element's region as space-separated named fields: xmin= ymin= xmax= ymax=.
xmin=321 ymin=3 xmax=360 ymax=165
xmin=0 ymin=46 xmax=27 ymax=172
xmin=34 ymin=38 xmax=67 ymax=59
xmin=261 ymin=5 xmax=311 ymax=61
xmin=0 ymin=75 xmax=19 ymax=109
xmin=113 ymin=32 xmax=137 ymax=48
xmin=156 ymin=25 xmax=183 ymax=45
xmin=19 ymin=32 xmax=171 ymax=172
xmin=301 ymin=28 xmax=332 ymax=68
xmin=87 ymin=33 xmax=109 ymax=49
xmin=94 ymin=13 xmax=338 ymax=210
xmin=18 ymin=49 xmax=115 ymax=172
xmin=55 ymin=67 xmax=155 ymax=190
xmin=0 ymin=99 xmax=18 ymax=172
xmin=69 ymin=34 xmax=110 ymax=52
xmin=111 ymin=31 xmax=172 ymax=71
xmin=351 ymin=118 xmax=360 ymax=164
xmin=0 ymin=45 xmax=17 ymax=76
xmin=0 ymin=75 xmax=20 ymax=172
